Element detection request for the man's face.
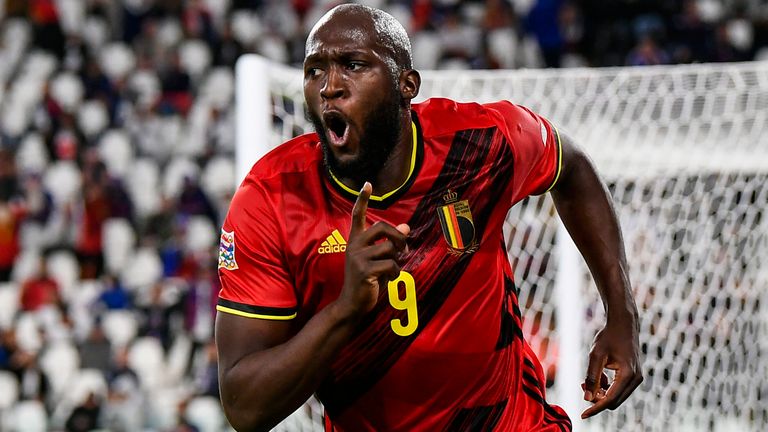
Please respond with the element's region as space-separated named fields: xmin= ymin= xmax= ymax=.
xmin=303 ymin=18 xmax=403 ymax=183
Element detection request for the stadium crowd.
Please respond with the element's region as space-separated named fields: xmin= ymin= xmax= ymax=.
xmin=0 ymin=0 xmax=766 ymax=431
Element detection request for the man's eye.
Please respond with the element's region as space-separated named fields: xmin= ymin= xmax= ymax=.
xmin=306 ymin=68 xmax=321 ymax=77
xmin=347 ymin=62 xmax=364 ymax=71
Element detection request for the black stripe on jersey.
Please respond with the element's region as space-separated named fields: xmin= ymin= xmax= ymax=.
xmin=523 ymin=371 xmax=541 ymax=390
xmin=443 ymin=399 xmax=508 ymax=432
xmin=523 ymin=357 xmax=536 ymax=371
xmin=216 ymin=298 xmax=297 ymax=318
xmin=521 ymin=360 xmax=571 ymax=428
xmin=318 ymin=125 xmax=515 ymax=416
xmin=496 ymin=275 xmax=523 ymax=350
xmin=521 ymin=385 xmax=572 ymax=430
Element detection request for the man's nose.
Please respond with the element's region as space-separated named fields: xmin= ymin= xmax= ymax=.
xmin=320 ymin=68 xmax=344 ymax=100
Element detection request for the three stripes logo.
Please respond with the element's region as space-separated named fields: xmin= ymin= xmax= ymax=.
xmin=318 ymin=229 xmax=347 ymax=254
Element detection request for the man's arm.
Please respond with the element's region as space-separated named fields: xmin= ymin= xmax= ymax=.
xmin=216 ymin=183 xmax=409 ymax=431
xmin=549 ymin=133 xmax=643 ymax=419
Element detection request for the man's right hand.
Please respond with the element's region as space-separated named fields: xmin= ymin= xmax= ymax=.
xmin=336 ymin=182 xmax=410 ymax=318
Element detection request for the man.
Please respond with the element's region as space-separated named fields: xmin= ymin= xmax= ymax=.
xmin=216 ymin=4 xmax=642 ymax=431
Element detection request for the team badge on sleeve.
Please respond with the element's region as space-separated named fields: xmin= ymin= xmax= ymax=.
xmin=436 ymin=189 xmax=477 ymax=255
xmin=218 ymin=229 xmax=239 ymax=270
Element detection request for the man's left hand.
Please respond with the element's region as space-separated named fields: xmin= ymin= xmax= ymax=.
xmin=580 ymin=314 xmax=643 ymax=419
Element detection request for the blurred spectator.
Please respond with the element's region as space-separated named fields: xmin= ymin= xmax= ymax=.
xmin=626 ymin=34 xmax=670 ymax=66
xmin=79 ymin=324 xmax=112 ymax=373
xmin=192 ymin=340 xmax=219 ymax=398
xmin=74 ymin=149 xmax=112 ymax=279
xmin=184 ymin=264 xmax=219 ymax=330
xmin=526 ymin=0 xmax=564 ymax=67
xmin=20 ymin=173 xmax=53 ymax=225
xmin=171 ymin=398 xmax=200 ymax=432
xmin=101 ymin=347 xmax=143 ymax=431
xmin=138 ymin=282 xmax=182 ymax=350
xmin=19 ymin=255 xmax=60 ymax=312
xmin=213 ymin=21 xmax=245 ymax=67
xmin=2 ymin=330 xmax=51 ymax=407
xmin=160 ymin=52 xmax=193 ymax=116
xmin=96 ymin=274 xmax=132 ymax=311
xmin=0 ymin=199 xmax=25 ymax=282
xmin=177 ymin=176 xmax=218 ymax=226
xmin=65 ymin=392 xmax=102 ymax=432
xmin=30 ymin=0 xmax=65 ymax=59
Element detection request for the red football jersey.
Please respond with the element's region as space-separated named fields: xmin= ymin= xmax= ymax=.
xmin=218 ymin=98 xmax=571 ymax=431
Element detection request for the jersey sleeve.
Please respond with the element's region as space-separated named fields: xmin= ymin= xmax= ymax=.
xmin=216 ymin=179 xmax=297 ymax=320
xmin=489 ymin=101 xmax=563 ymax=204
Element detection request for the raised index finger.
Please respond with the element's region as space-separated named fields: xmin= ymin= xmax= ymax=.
xmin=350 ymin=182 xmax=372 ymax=239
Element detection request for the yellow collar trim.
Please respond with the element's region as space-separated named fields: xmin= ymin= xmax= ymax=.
xmin=328 ymin=121 xmax=418 ymax=202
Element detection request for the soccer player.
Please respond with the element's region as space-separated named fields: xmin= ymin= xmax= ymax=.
xmin=215 ymin=4 xmax=642 ymax=431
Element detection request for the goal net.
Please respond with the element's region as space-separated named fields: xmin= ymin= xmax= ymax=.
xmin=236 ymin=56 xmax=768 ymax=432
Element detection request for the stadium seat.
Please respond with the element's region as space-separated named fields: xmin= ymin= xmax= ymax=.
xmin=120 ymin=247 xmax=163 ymax=292
xmin=231 ymin=10 xmax=262 ymax=46
xmin=1 ymin=19 xmax=31 ymax=62
xmin=199 ymin=67 xmax=234 ymax=110
xmin=129 ymin=70 xmax=161 ymax=110
xmin=101 ymin=310 xmax=138 ymax=350
xmin=185 ymin=396 xmax=225 ymax=432
xmin=14 ymin=313 xmax=42 ymax=354
xmin=9 ymin=400 xmax=47 ymax=432
xmin=201 ymin=156 xmax=235 ymax=199
xmin=67 ymin=279 xmax=103 ymax=341
xmin=126 ymin=158 xmax=161 ymax=218
xmin=488 ymin=28 xmax=519 ymax=69
xmin=163 ymin=157 xmax=200 ymax=199
xmin=127 ymin=337 xmax=166 ymax=390
xmin=157 ymin=18 xmax=183 ymax=49
xmin=50 ymin=71 xmax=84 ymax=113
xmin=98 ymin=129 xmax=134 ymax=180
xmin=46 ymin=250 xmax=80 ymax=299
xmin=10 ymin=250 xmax=41 ymax=285
xmin=99 ymin=43 xmax=136 ymax=82
xmin=40 ymin=341 xmax=80 ymax=397
xmin=55 ymin=0 xmax=86 ymax=36
xmin=180 ymin=39 xmax=212 ymax=80
xmin=77 ymin=100 xmax=109 ymax=139
xmin=67 ymin=368 xmax=109 ymax=403
xmin=103 ymin=218 xmax=137 ymax=275
xmin=0 ymin=371 xmax=19 ymax=410
xmin=81 ymin=16 xmax=109 ymax=52
xmin=18 ymin=51 xmax=57 ymax=82
xmin=146 ymin=387 xmax=187 ymax=430
xmin=15 ymin=132 xmax=49 ymax=174
xmin=165 ymin=335 xmax=192 ymax=383
xmin=185 ymin=216 xmax=216 ymax=254
xmin=411 ymin=32 xmax=442 ymax=70
xmin=0 ymin=283 xmax=19 ymax=330
xmin=42 ymin=161 xmax=82 ymax=205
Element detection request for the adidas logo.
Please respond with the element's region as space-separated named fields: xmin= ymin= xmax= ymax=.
xmin=318 ymin=229 xmax=347 ymax=254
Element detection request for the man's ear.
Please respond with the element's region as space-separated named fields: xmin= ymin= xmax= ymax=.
xmin=399 ymin=69 xmax=421 ymax=101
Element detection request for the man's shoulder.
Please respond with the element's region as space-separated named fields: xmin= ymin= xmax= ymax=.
xmin=245 ymin=132 xmax=321 ymax=184
xmin=413 ymin=98 xmax=533 ymax=136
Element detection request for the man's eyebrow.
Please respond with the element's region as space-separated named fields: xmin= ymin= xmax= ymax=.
xmin=306 ymin=49 xmax=374 ymax=61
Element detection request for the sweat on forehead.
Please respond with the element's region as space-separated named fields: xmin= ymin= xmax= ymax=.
xmin=306 ymin=4 xmax=413 ymax=70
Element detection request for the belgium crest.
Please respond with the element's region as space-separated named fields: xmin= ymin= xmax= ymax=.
xmin=436 ymin=189 xmax=478 ymax=255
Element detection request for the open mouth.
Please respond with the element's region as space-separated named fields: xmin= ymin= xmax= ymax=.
xmin=323 ymin=112 xmax=349 ymax=146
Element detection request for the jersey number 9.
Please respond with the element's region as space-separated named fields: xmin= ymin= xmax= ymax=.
xmin=387 ymin=271 xmax=418 ymax=336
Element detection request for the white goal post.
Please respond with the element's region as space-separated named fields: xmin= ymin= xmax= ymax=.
xmin=236 ymin=54 xmax=768 ymax=432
